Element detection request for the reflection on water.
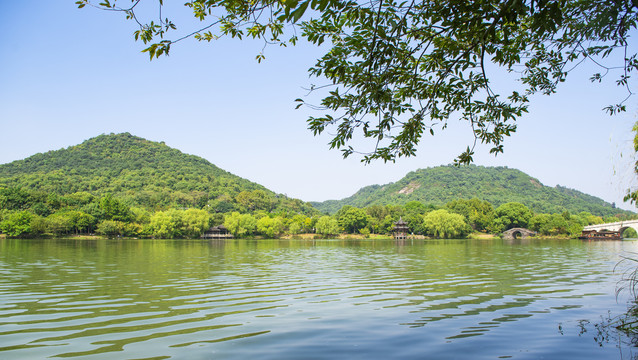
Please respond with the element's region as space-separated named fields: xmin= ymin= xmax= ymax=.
xmin=0 ymin=238 xmax=636 ymax=359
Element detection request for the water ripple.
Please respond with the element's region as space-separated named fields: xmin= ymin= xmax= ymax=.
xmin=0 ymin=238 xmax=635 ymax=359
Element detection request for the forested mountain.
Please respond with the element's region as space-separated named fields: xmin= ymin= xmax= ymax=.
xmin=311 ymin=165 xmax=631 ymax=216
xmin=0 ymin=135 xmax=633 ymax=239
xmin=0 ymin=133 xmax=315 ymax=214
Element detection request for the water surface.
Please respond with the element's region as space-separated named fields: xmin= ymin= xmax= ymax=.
xmin=0 ymin=238 xmax=636 ymax=359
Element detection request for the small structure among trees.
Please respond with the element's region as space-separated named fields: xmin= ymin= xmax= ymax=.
xmin=392 ymin=217 xmax=410 ymax=240
xmin=201 ymin=225 xmax=233 ymax=239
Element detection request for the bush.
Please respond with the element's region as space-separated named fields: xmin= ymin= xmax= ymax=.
xmin=95 ymin=220 xmax=120 ymax=238
xmin=0 ymin=211 xmax=33 ymax=237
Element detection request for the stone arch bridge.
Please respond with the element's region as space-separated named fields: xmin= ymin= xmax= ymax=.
xmin=583 ymin=220 xmax=638 ymax=236
xmin=502 ymin=228 xmax=537 ymax=240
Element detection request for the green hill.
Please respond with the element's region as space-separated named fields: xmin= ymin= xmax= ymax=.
xmin=311 ymin=165 xmax=631 ymax=216
xmin=0 ymin=133 xmax=315 ymax=214
xmin=2 ymin=137 xmax=629 ymax=219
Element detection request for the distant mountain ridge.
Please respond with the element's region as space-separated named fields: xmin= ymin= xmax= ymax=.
xmin=0 ymin=133 xmax=315 ymax=214
xmin=1 ymin=135 xmax=629 ymax=217
xmin=311 ymin=165 xmax=630 ymax=216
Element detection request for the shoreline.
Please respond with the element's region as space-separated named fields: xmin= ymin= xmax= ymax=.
xmin=0 ymin=233 xmax=583 ymax=241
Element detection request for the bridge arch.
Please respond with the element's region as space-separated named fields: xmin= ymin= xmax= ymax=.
xmin=618 ymin=226 xmax=638 ymax=238
xmin=583 ymin=220 xmax=638 ymax=235
xmin=502 ymin=228 xmax=536 ymax=240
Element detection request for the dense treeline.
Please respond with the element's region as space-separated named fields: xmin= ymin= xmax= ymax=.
xmin=312 ymin=165 xmax=630 ymax=217
xmin=0 ymin=186 xmax=314 ymax=238
xmin=2 ymin=186 xmax=634 ymax=239
xmin=320 ymin=199 xmax=635 ymax=239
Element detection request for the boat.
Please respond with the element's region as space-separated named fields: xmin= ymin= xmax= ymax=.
xmin=578 ymin=230 xmax=622 ymax=240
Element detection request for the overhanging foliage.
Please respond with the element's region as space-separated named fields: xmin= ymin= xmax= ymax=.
xmin=77 ymin=0 xmax=637 ymax=163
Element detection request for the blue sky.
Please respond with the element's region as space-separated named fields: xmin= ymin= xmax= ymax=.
xmin=1 ymin=1 xmax=637 ymax=210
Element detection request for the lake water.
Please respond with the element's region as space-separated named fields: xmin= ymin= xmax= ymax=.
xmin=1 ymin=238 xmax=637 ymax=359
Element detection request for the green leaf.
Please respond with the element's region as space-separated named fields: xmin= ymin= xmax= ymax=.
xmin=291 ymin=1 xmax=309 ymax=23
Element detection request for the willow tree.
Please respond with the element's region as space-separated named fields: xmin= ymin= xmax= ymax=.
xmin=422 ymin=209 xmax=471 ymax=238
xmin=77 ymin=0 xmax=637 ymax=163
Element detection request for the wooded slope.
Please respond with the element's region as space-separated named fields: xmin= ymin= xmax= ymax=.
xmin=311 ymin=165 xmax=629 ymax=216
xmin=0 ymin=133 xmax=314 ymax=214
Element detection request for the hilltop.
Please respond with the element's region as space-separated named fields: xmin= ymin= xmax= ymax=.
xmin=0 ymin=133 xmax=315 ymax=214
xmin=311 ymin=165 xmax=630 ymax=216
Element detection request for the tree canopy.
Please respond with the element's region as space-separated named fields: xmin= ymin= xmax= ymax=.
xmin=77 ymin=0 xmax=637 ymax=164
